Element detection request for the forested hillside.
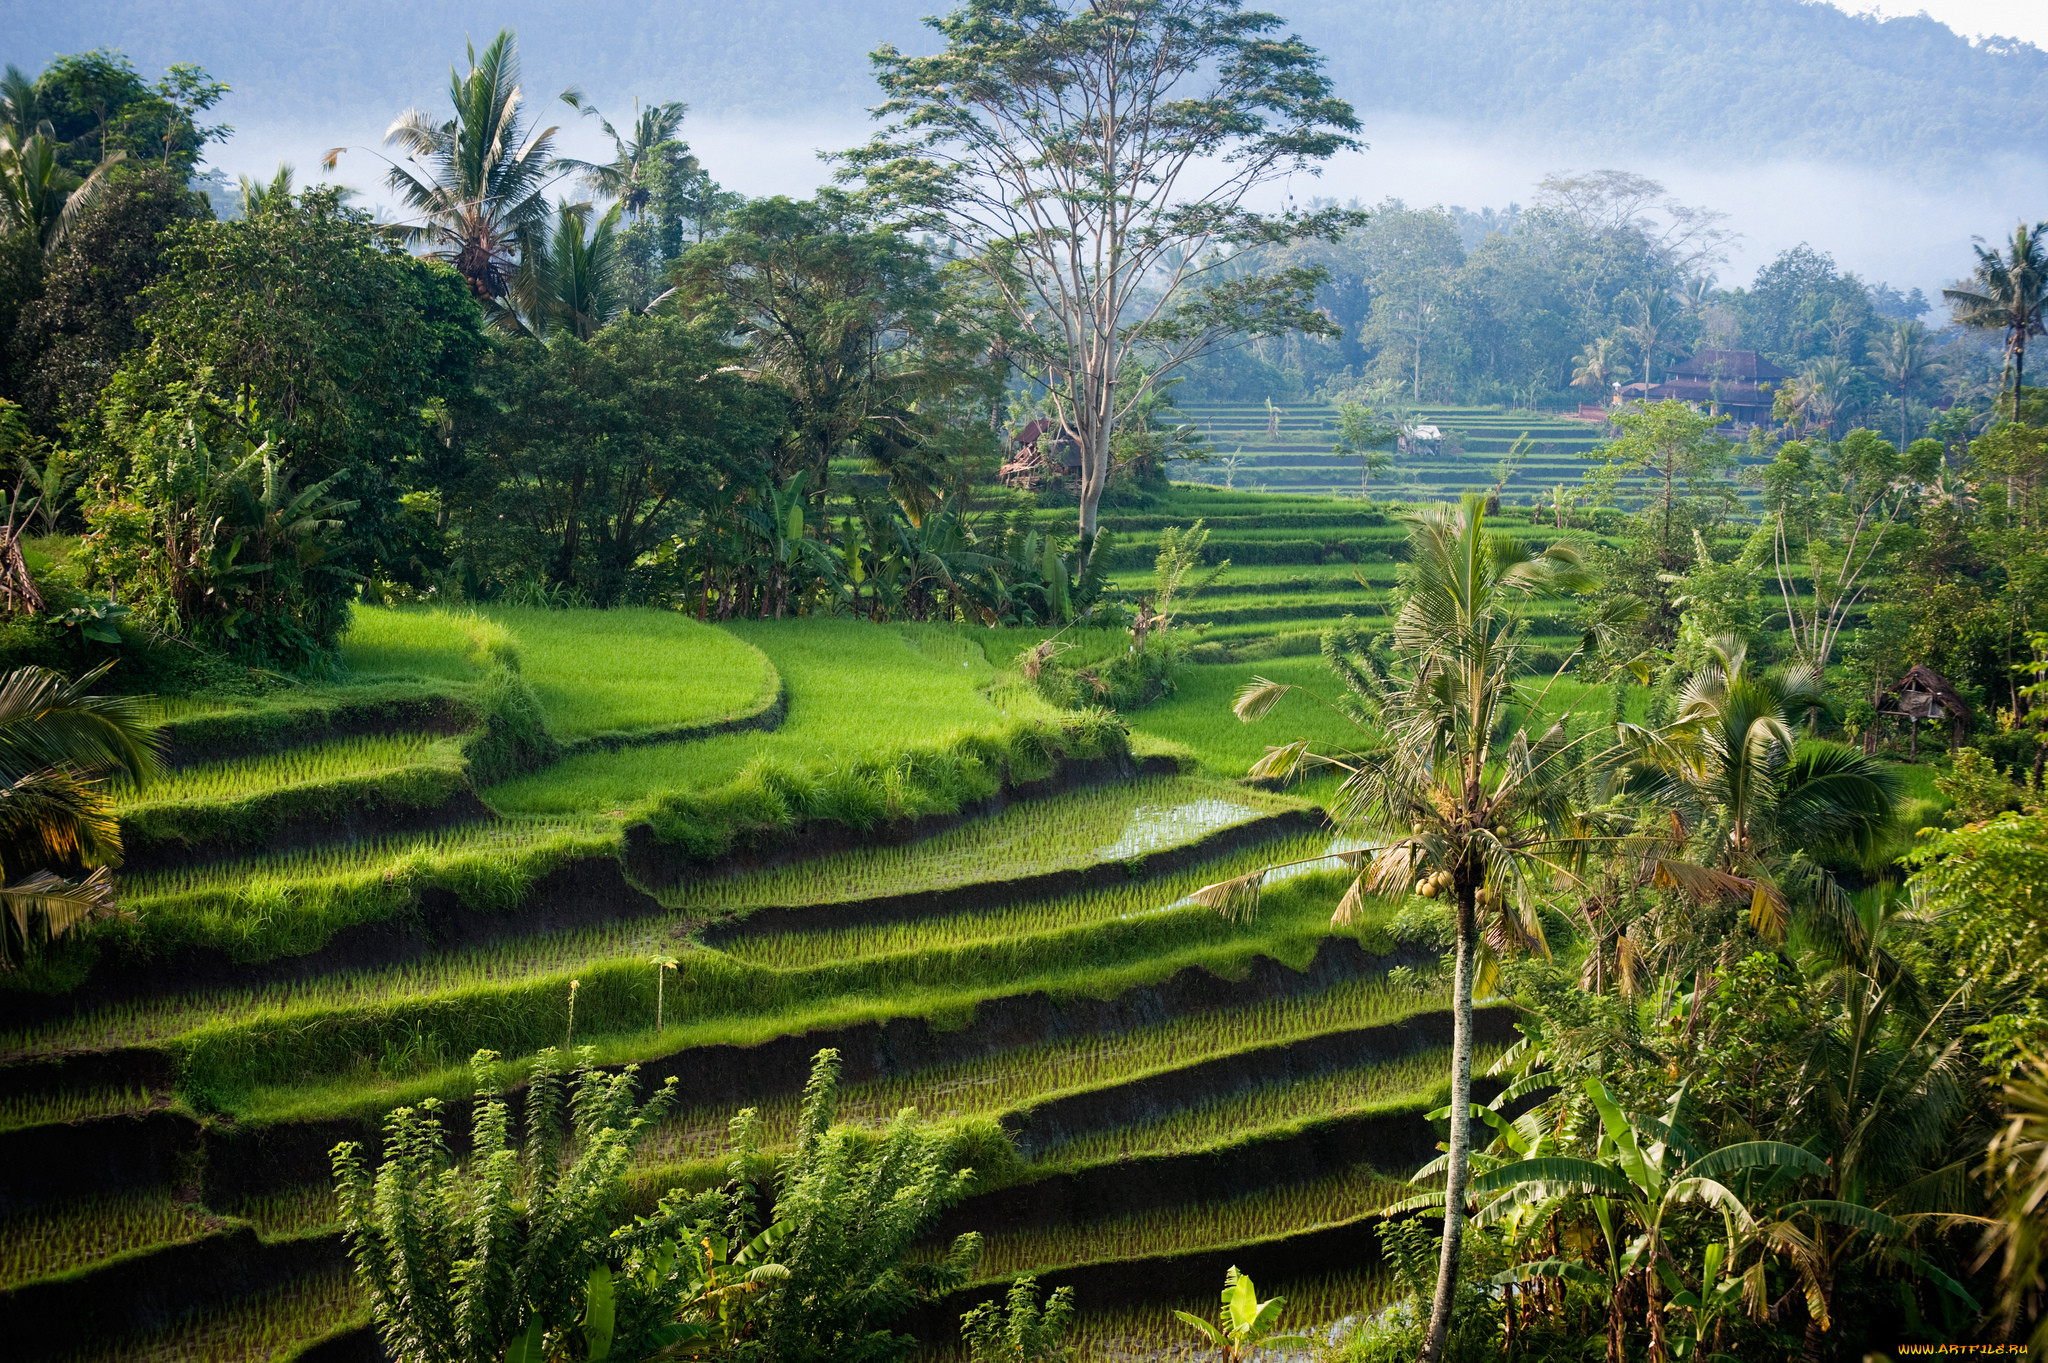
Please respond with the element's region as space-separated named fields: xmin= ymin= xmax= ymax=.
xmin=9 ymin=0 xmax=2046 ymax=166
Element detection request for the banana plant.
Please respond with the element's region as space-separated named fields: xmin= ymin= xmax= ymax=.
xmin=1470 ymin=1077 xmax=1830 ymax=1363
xmin=1656 ymin=1237 xmax=1749 ymax=1363
xmin=1173 ymin=1266 xmax=1313 ymax=1362
xmin=741 ymin=472 xmax=840 ymax=618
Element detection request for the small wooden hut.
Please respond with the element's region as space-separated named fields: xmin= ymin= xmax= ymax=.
xmin=1875 ymin=664 xmax=1971 ymax=755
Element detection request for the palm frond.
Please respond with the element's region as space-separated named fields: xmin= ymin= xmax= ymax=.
xmin=1187 ymin=866 xmax=1266 ymax=922
xmin=1232 ymin=676 xmax=1293 ymax=721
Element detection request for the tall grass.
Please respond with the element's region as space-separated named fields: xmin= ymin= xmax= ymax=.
xmin=480 ymin=606 xmax=778 ymax=742
xmin=671 ymin=776 xmax=1293 ymax=913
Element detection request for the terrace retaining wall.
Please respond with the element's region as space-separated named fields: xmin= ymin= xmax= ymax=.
xmin=932 ymin=1073 xmax=1516 ymax=1242
xmin=0 ymin=1108 xmax=201 ymax=1216
xmin=557 ymin=676 xmax=788 ymax=754
xmin=118 ymin=780 xmax=496 ymax=876
xmin=156 ymin=691 xmax=480 ymax=770
xmin=999 ymin=1006 xmax=1517 ymax=1159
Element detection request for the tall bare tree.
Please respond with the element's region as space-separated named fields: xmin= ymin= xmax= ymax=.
xmin=840 ymin=0 xmax=1362 ymax=559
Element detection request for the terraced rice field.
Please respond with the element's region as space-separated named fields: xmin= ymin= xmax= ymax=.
xmin=114 ymin=733 xmax=458 ymax=808
xmin=671 ymin=775 xmax=1295 ymax=911
xmin=0 ymin=1191 xmax=226 ymax=1288
xmin=478 ymin=605 xmax=780 ymax=741
xmin=1175 ymin=399 xmax=1608 ymax=500
xmin=53 ymin=1272 xmax=366 ymax=1363
xmin=642 ymin=973 xmax=1431 ymax=1163
xmin=0 ymin=594 xmax=1489 ymax=1360
xmin=1048 ymin=1046 xmax=1488 ymax=1163
xmin=962 ymin=1165 xmax=1411 ymax=1277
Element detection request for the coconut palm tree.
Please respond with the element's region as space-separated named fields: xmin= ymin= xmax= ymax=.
xmin=0 ymin=65 xmax=46 ymax=148
xmin=366 ymin=29 xmax=562 ymax=305
xmin=1619 ymin=635 xmax=1897 ymax=946
xmin=1943 ymin=221 xmax=2048 ymax=418
xmin=0 ymin=664 xmax=160 ymax=968
xmin=511 ymin=199 xmax=624 ymax=340
xmin=1982 ymin=1058 xmax=2048 ymax=1357
xmin=1877 ymin=319 xmax=1937 ymax=449
xmin=557 ymin=93 xmax=692 ymax=221
xmin=1621 ymin=288 xmax=1681 ymax=391
xmin=0 ymin=128 xmax=124 ymax=254
xmin=1196 ymin=497 xmax=1622 ymax=1363
xmin=238 ymin=162 xmax=295 ymax=215
xmin=1794 ymin=355 xmax=1855 ymax=440
xmin=1570 ymin=337 xmax=1618 ymax=404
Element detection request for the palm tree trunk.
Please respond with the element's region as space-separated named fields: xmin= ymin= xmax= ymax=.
xmin=1419 ymin=894 xmax=1479 ymax=1363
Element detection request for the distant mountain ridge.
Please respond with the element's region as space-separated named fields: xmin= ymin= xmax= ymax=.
xmin=7 ymin=0 xmax=2044 ymax=170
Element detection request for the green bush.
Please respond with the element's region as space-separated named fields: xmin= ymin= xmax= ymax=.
xmin=1023 ymin=633 xmax=1184 ymax=713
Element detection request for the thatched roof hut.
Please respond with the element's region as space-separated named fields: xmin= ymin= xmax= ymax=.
xmin=1877 ymin=664 xmax=1971 ymax=749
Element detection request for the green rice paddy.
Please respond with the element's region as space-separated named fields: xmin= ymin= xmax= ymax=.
xmin=1047 ymin=1045 xmax=1496 ymax=1164
xmin=483 ymin=619 xmax=1061 ymax=815
xmin=8 ymin=564 xmax=1509 ymax=1353
xmin=642 ymin=975 xmax=1439 ymax=1164
xmin=0 ymin=1085 xmax=159 ymax=1132
xmin=17 ymin=809 xmax=1333 ymax=1062
xmin=716 ymin=835 xmax=1347 ymax=969
xmin=340 ymin=605 xmax=505 ymax=682
xmin=962 ymin=1164 xmax=1411 ymax=1278
xmin=0 ymin=1190 xmax=225 ymax=1289
xmin=671 ymin=775 xmax=1297 ymax=913
xmin=480 ymin=605 xmax=779 ymax=741
xmin=114 ymin=733 xmax=459 ymax=809
xmin=54 ymin=1271 xmax=365 ymax=1363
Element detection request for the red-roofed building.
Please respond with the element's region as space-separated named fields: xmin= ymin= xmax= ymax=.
xmin=1619 ymin=348 xmax=1790 ymax=425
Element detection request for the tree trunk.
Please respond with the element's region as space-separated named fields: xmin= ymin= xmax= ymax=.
xmin=1419 ymin=892 xmax=1479 ymax=1363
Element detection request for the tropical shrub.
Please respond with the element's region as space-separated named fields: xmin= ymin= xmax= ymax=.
xmin=80 ymin=425 xmax=358 ymax=667
xmin=961 ymin=1277 xmax=1076 ymax=1363
xmin=726 ymin=1049 xmax=982 ymax=1363
xmin=333 ymin=1047 xmax=981 ymax=1363
xmin=332 ymin=1046 xmax=734 ymax=1363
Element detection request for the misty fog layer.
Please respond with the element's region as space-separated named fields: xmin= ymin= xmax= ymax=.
xmin=11 ymin=0 xmax=2046 ymax=294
